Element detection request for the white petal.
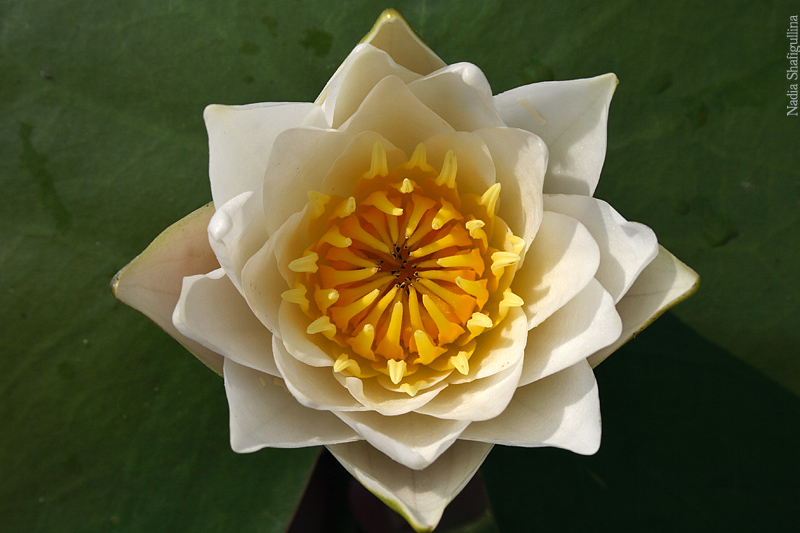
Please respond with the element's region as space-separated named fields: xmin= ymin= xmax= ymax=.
xmin=261 ymin=128 xmax=354 ymax=236
xmin=408 ymin=63 xmax=505 ymax=132
xmin=173 ymin=269 xmax=279 ymax=376
xmin=224 ymin=359 xmax=360 ymax=452
xmin=494 ymin=73 xmax=617 ymax=195
xmin=204 ymin=102 xmax=324 ymax=207
xmin=520 ymin=278 xmax=621 ymax=386
xmin=111 ymin=203 xmax=224 ymax=374
xmin=415 ymin=354 xmax=524 ymax=421
xmin=327 ymin=439 xmax=492 ymax=533
xmin=272 ymin=336 xmax=365 ymax=410
xmin=474 ymin=127 xmax=546 ymax=251
xmin=207 ymin=189 xmax=267 ymax=291
xmin=512 ymin=211 xmax=600 ymax=329
xmin=588 ymin=245 xmax=699 ymax=367
xmin=336 ymin=373 xmax=446 ymax=416
xmin=342 ymin=75 xmax=454 ymax=155
xmin=461 ymin=359 xmax=601 ymax=455
xmin=333 ymin=411 xmax=470 ymax=470
xmin=320 ymin=44 xmax=422 ymax=128
xmin=240 ymin=208 xmax=308 ymax=336
xmin=358 ymin=9 xmax=446 ymax=76
xmin=278 ymin=300 xmax=337 ymax=367
xmin=545 ymin=194 xmax=659 ymax=303
xmin=420 ymin=131 xmax=496 ymax=195
xmin=449 ymin=306 xmax=528 ymax=384
xmin=320 ymin=131 xmax=407 ymax=196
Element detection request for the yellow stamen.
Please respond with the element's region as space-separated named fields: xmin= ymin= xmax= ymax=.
xmin=431 ymin=199 xmax=462 ymax=230
xmin=346 ymin=324 xmax=376 ymax=360
xmin=416 ymin=278 xmax=475 ymax=323
xmin=333 ymin=353 xmax=361 ymax=375
xmin=413 ymin=330 xmax=447 ymax=365
xmin=404 ymin=194 xmax=437 ymax=238
xmin=288 ymin=252 xmax=319 ymax=273
xmin=363 ymin=190 xmax=403 ymax=216
xmin=307 ymin=191 xmax=330 ymax=218
xmin=329 ymin=288 xmax=380 ymax=329
xmin=506 ymin=233 xmax=526 ymax=256
xmin=409 ymin=225 xmax=472 ymax=258
xmin=387 ymin=358 xmax=407 ymax=385
xmin=306 ymin=316 xmax=337 ymax=340
xmin=407 ymin=287 xmax=425 ymax=332
xmin=362 ymin=141 xmax=389 ymax=180
xmin=422 ymin=295 xmax=465 ymax=344
xmin=320 ymin=265 xmax=379 ymax=287
xmin=455 ymin=277 xmax=489 ymax=308
xmin=280 ymin=285 xmax=309 ymax=312
xmin=435 ymin=149 xmax=457 ymax=188
xmin=449 ymin=351 xmax=470 ymax=375
xmin=400 ymin=381 xmax=423 ymax=396
xmin=313 ymin=288 xmax=339 ymax=314
xmin=325 ymin=247 xmax=376 ymax=268
xmin=480 ymin=183 xmax=501 ymax=217
xmin=376 ymin=301 xmax=405 ymax=360
xmin=498 ymin=288 xmax=524 ymax=321
xmin=359 ymin=286 xmax=399 ymax=332
xmin=392 ymin=178 xmax=416 ymax=194
xmin=402 ymin=143 xmax=434 ymax=172
xmin=434 ymin=248 xmax=485 ymax=276
xmin=491 ymin=251 xmax=521 ymax=277
xmin=341 ymin=216 xmax=391 ymax=254
xmin=319 ymin=226 xmax=352 ymax=248
xmin=333 ymin=197 xmax=357 ymax=218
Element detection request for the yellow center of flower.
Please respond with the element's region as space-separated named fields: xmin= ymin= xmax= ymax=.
xmin=282 ymin=142 xmax=524 ymax=396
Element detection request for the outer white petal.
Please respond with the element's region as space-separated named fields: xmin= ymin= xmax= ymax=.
xmin=342 ymin=75 xmax=454 ymax=155
xmin=327 ymin=439 xmax=492 ymax=533
xmin=271 ymin=335 xmax=365 ymax=410
xmin=415 ymin=354 xmax=524 ymax=421
xmin=461 ymin=359 xmax=601 ymax=455
xmin=588 ymin=245 xmax=700 ymax=367
xmin=545 ymin=194 xmax=659 ymax=303
xmin=474 ymin=127 xmax=546 ymax=252
xmin=519 ymin=278 xmax=621 ymax=386
xmin=240 ymin=207 xmax=308 ymax=336
xmin=204 ymin=102 xmax=324 ymax=207
xmin=512 ymin=211 xmax=600 ymax=329
xmin=336 ymin=373 xmax=447 ymax=416
xmin=207 ymin=189 xmax=267 ymax=291
xmin=224 ymin=359 xmax=360 ymax=452
xmin=494 ymin=73 xmax=617 ymax=195
xmin=408 ymin=63 xmax=505 ymax=132
xmin=321 ymin=44 xmax=422 ymax=128
xmin=278 ymin=300 xmax=339 ymax=368
xmin=333 ymin=411 xmax=470 ymax=470
xmin=261 ymin=128 xmax=354 ymax=236
xmin=173 ymin=269 xmax=279 ymax=376
xmin=111 ymin=203 xmax=224 ymax=374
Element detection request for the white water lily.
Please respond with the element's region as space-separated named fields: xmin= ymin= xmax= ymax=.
xmin=112 ymin=10 xmax=698 ymax=532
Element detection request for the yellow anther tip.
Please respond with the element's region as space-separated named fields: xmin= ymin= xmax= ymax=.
xmin=387 ymin=359 xmax=407 ymax=385
xmin=288 ymin=252 xmax=319 ymax=273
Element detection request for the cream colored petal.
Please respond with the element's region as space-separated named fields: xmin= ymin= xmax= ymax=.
xmin=414 ymin=355 xmax=523 ymax=421
xmin=336 ymin=373 xmax=446 ymax=416
xmin=111 ymin=203 xmax=224 ymax=374
xmin=519 ymin=278 xmax=621 ymax=386
xmin=240 ymin=207 xmax=308 ymax=336
xmin=207 ymin=188 xmax=267 ymax=292
xmin=544 ymin=194 xmax=658 ymax=303
xmin=418 ymin=131 xmax=496 ymax=196
xmin=474 ymin=127 xmax=546 ymax=251
xmin=320 ymin=131 xmax=407 ymax=196
xmin=333 ymin=411 xmax=470 ymax=470
xmin=408 ymin=63 xmax=505 ymax=132
xmin=261 ymin=128 xmax=354 ymax=236
xmin=358 ymin=9 xmax=446 ymax=76
xmin=321 ymin=44 xmax=422 ymax=128
xmin=461 ymin=359 xmax=601 ymax=455
xmin=205 ymin=102 xmax=324 ymax=207
xmin=271 ymin=336 xmax=365 ymax=410
xmin=341 ymin=75 xmax=454 ymax=155
xmin=278 ymin=300 xmax=336 ymax=367
xmin=512 ymin=211 xmax=600 ymax=330
xmin=493 ymin=73 xmax=617 ymax=196
xmin=449 ymin=307 xmax=528 ymax=385
xmin=588 ymin=245 xmax=699 ymax=367
xmin=224 ymin=359 xmax=360 ymax=452
xmin=173 ymin=269 xmax=279 ymax=376
xmin=327 ymin=439 xmax=492 ymax=533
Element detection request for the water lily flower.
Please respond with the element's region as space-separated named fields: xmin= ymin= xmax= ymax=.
xmin=112 ymin=9 xmax=698 ymax=532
